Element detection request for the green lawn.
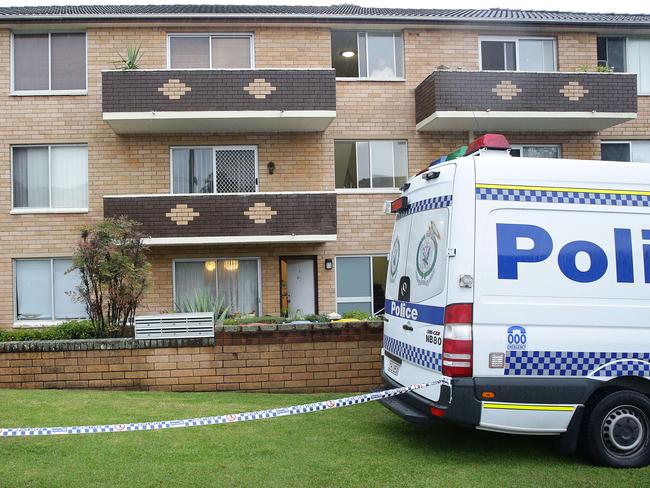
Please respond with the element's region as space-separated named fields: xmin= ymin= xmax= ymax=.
xmin=0 ymin=389 xmax=647 ymax=487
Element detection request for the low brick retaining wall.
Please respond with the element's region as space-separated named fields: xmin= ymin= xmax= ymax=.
xmin=0 ymin=323 xmax=383 ymax=393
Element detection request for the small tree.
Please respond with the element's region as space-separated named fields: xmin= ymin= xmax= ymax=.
xmin=71 ymin=217 xmax=151 ymax=338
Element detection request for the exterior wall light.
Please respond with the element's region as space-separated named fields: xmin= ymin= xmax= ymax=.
xmin=324 ymin=258 xmax=333 ymax=270
xmin=341 ymin=51 xmax=356 ymax=58
xmin=267 ymin=161 xmax=276 ymax=174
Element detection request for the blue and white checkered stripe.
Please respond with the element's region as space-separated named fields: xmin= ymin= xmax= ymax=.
xmin=476 ymin=187 xmax=650 ymax=207
xmin=397 ymin=195 xmax=452 ymax=219
xmin=0 ymin=379 xmax=448 ymax=437
xmin=384 ymin=335 xmax=442 ymax=372
xmin=505 ymin=351 xmax=650 ymax=377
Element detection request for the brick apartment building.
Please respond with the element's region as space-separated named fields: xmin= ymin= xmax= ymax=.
xmin=0 ymin=5 xmax=648 ymax=329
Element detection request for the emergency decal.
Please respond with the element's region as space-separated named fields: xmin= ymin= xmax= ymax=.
xmin=389 ymin=237 xmax=400 ymax=282
xmin=505 ymin=350 xmax=650 ymax=377
xmin=476 ymin=184 xmax=650 ymax=207
xmin=415 ymin=222 xmax=441 ymax=285
xmin=397 ymin=195 xmax=452 ymax=219
xmin=384 ymin=335 xmax=442 ymax=372
xmin=506 ymin=326 xmax=527 ymax=351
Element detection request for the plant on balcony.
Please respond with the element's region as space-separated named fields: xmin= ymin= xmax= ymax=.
xmin=578 ymin=64 xmax=614 ymax=73
xmin=71 ymin=217 xmax=151 ymax=338
xmin=114 ymin=44 xmax=143 ymax=70
xmin=174 ymin=290 xmax=230 ymax=324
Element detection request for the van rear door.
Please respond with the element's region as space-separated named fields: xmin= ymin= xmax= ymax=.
xmin=383 ymin=164 xmax=455 ymax=402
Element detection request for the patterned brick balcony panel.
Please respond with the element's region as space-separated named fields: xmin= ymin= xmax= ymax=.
xmin=415 ymin=70 xmax=637 ymax=132
xmin=103 ymin=192 xmax=337 ymax=245
xmin=101 ymin=69 xmax=336 ymax=133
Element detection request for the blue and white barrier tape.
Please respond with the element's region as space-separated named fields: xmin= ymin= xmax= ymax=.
xmin=1 ymin=379 xmax=449 ymax=438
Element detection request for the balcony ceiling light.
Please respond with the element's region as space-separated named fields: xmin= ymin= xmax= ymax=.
xmin=204 ymin=260 xmax=216 ymax=272
xmin=341 ymin=50 xmax=356 ymax=58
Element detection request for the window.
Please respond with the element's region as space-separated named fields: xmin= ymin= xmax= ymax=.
xmin=335 ymin=256 xmax=388 ymax=315
xmin=597 ymin=37 xmax=626 ymax=73
xmin=601 ymin=141 xmax=650 ymax=163
xmin=626 ymin=38 xmax=650 ymax=95
xmin=480 ymin=37 xmax=556 ymax=71
xmin=331 ymin=31 xmax=404 ymax=79
xmin=14 ymin=258 xmax=85 ymax=322
xmin=168 ymin=34 xmax=253 ymax=69
xmin=172 ymin=146 xmax=258 ymax=194
xmin=335 ymin=140 xmax=408 ymax=189
xmin=174 ymin=259 xmax=261 ymax=315
xmin=12 ymin=145 xmax=88 ymax=211
xmin=510 ymin=144 xmax=561 ymax=159
xmin=12 ymin=32 xmax=86 ymax=93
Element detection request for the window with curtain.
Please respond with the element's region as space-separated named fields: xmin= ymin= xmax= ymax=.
xmin=601 ymin=141 xmax=650 ymax=163
xmin=15 ymin=258 xmax=86 ymax=321
xmin=480 ymin=37 xmax=556 ymax=71
xmin=335 ymin=256 xmax=388 ymax=315
xmin=626 ymin=38 xmax=650 ymax=95
xmin=12 ymin=145 xmax=88 ymax=210
xmin=510 ymin=145 xmax=561 ymax=159
xmin=331 ymin=31 xmax=404 ymax=79
xmin=168 ymin=34 xmax=253 ymax=69
xmin=174 ymin=259 xmax=260 ymax=315
xmin=171 ymin=148 xmax=214 ymax=193
xmin=597 ymin=37 xmax=626 ymax=73
xmin=13 ymin=32 xmax=86 ymax=92
xmin=335 ymin=140 xmax=408 ymax=189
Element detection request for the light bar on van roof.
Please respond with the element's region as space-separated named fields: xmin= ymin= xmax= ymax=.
xmin=464 ymin=134 xmax=510 ymax=156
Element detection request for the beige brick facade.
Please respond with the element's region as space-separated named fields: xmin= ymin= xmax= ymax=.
xmin=0 ymin=21 xmax=646 ymax=328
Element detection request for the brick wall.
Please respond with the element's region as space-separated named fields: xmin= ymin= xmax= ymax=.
xmin=0 ymin=323 xmax=383 ymax=393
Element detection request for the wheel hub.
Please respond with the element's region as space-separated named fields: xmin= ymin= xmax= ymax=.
xmin=601 ymin=405 xmax=647 ymax=456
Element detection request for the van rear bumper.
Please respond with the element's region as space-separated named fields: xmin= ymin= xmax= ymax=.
xmin=380 ymin=372 xmax=481 ymax=427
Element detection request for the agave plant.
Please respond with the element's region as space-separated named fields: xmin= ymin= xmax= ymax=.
xmin=174 ymin=290 xmax=230 ymax=322
xmin=115 ymin=44 xmax=143 ymax=70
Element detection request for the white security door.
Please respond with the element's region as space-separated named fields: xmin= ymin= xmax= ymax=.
xmin=214 ymin=146 xmax=258 ymax=193
xmin=286 ymin=259 xmax=315 ymax=317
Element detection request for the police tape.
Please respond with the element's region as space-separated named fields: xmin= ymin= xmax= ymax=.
xmin=0 ymin=379 xmax=449 ymax=438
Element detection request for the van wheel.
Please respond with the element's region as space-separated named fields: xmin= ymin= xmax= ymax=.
xmin=584 ymin=390 xmax=650 ymax=468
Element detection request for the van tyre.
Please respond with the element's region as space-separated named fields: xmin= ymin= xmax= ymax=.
xmin=584 ymin=390 xmax=650 ymax=468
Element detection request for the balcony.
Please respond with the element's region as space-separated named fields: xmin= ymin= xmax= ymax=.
xmin=102 ymin=69 xmax=336 ymax=133
xmin=103 ymin=192 xmax=337 ymax=245
xmin=415 ymin=70 xmax=637 ymax=132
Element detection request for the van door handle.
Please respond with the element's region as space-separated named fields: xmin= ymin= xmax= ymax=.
xmin=402 ymin=324 xmax=413 ymax=331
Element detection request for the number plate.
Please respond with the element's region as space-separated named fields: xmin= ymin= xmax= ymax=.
xmin=387 ymin=358 xmax=401 ymax=376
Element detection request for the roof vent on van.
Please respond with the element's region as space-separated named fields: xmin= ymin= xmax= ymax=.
xmin=464 ymin=134 xmax=510 ymax=156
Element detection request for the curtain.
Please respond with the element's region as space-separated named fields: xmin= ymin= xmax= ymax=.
xmin=13 ymin=34 xmax=49 ymax=91
xmin=53 ymin=259 xmax=86 ymax=319
xmin=169 ymin=37 xmax=210 ymax=69
xmin=174 ymin=261 xmax=216 ymax=309
xmin=627 ymin=39 xmax=650 ymax=95
xmin=370 ymin=141 xmax=394 ymax=188
xmin=13 ymin=147 xmax=49 ymax=208
xmin=519 ymin=39 xmax=555 ymax=71
xmin=172 ymin=148 xmax=213 ymax=194
xmin=15 ymin=260 xmax=52 ymax=320
xmin=367 ymin=32 xmax=398 ymax=79
xmin=212 ymin=37 xmax=251 ymax=68
xmin=217 ymin=259 xmax=259 ymax=315
xmin=51 ymin=33 xmax=86 ymax=90
xmin=51 ymin=146 xmax=88 ymax=208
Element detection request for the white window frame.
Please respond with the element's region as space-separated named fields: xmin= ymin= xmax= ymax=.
xmin=10 ymin=143 xmax=89 ymax=214
xmin=172 ymin=257 xmax=262 ymax=315
xmin=334 ymin=254 xmax=388 ymax=315
xmin=13 ymin=257 xmax=85 ymax=326
xmin=510 ymin=144 xmax=562 ymax=158
xmin=10 ymin=31 xmax=88 ymax=96
xmin=597 ymin=36 xmax=627 ymax=72
xmin=601 ymin=140 xmax=650 ymax=162
xmin=334 ymin=140 xmax=408 ymax=192
xmin=334 ymin=30 xmax=405 ymax=81
xmin=166 ymin=33 xmax=255 ymax=69
xmin=169 ymin=145 xmax=259 ymax=194
xmin=478 ymin=36 xmax=557 ymax=72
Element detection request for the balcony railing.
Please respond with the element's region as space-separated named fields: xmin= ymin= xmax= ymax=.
xmin=103 ymin=192 xmax=337 ymax=245
xmin=415 ymin=70 xmax=637 ymax=132
xmin=102 ymin=69 xmax=336 ymax=133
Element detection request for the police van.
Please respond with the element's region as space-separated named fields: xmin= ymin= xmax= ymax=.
xmin=380 ymin=134 xmax=650 ymax=468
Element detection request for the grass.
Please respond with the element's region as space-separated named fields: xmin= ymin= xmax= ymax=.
xmin=0 ymin=389 xmax=648 ymax=487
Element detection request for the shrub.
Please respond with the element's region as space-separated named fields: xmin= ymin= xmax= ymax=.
xmin=0 ymin=320 xmax=95 ymax=342
xmin=222 ymin=316 xmax=288 ymax=326
xmin=71 ymin=217 xmax=151 ymax=338
xmin=341 ymin=310 xmax=372 ymax=320
xmin=304 ymin=314 xmax=330 ymax=323
xmin=174 ymin=290 xmax=229 ymax=322
xmin=114 ymin=44 xmax=143 ymax=70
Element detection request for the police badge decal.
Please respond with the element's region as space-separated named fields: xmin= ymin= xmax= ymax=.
xmin=389 ymin=237 xmax=400 ymax=282
xmin=415 ymin=221 xmax=441 ymax=285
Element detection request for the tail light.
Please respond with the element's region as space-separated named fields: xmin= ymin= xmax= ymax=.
xmin=442 ymin=303 xmax=473 ymax=377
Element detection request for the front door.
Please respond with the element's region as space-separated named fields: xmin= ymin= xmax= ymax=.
xmin=285 ymin=258 xmax=316 ymax=317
